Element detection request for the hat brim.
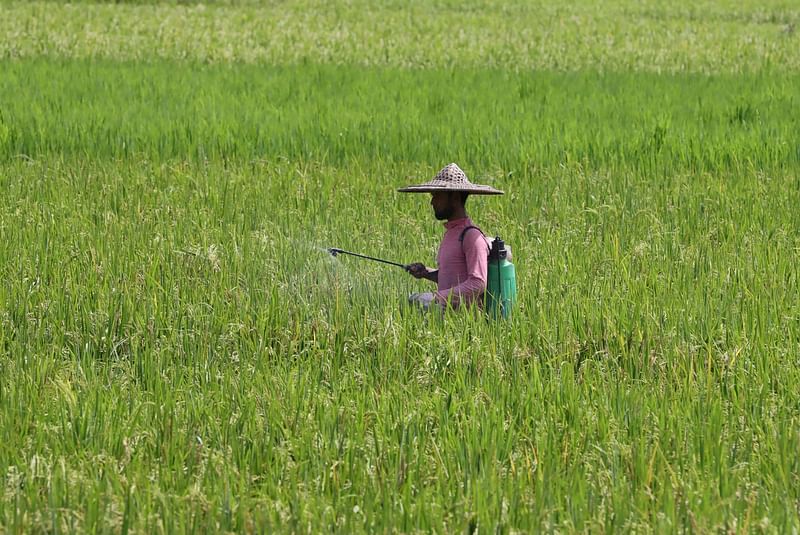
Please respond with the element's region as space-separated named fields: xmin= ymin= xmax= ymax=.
xmin=397 ymin=184 xmax=504 ymax=195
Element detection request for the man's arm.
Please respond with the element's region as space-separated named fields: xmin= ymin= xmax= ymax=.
xmin=406 ymin=263 xmax=439 ymax=283
xmin=434 ymin=233 xmax=488 ymax=307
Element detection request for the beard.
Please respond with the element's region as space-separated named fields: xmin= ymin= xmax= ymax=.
xmin=434 ymin=206 xmax=454 ymax=220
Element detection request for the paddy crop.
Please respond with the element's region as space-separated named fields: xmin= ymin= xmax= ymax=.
xmin=1 ymin=60 xmax=798 ymax=171
xmin=1 ymin=1 xmax=800 ymax=533
xmin=2 ymin=0 xmax=800 ymax=73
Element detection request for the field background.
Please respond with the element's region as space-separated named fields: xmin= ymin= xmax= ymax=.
xmin=1 ymin=0 xmax=799 ymax=532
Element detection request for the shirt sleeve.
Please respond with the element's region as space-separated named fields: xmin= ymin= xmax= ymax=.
xmin=435 ymin=230 xmax=489 ymax=307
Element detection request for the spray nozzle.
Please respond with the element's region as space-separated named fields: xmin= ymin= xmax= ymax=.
xmin=325 ymin=247 xmax=406 ymax=269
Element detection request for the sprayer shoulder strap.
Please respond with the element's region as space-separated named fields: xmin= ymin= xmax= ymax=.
xmin=458 ymin=225 xmax=484 ymax=243
xmin=459 ymin=226 xmax=489 ymax=261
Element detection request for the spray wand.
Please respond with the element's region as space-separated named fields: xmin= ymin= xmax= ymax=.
xmin=327 ymin=248 xmax=408 ymax=270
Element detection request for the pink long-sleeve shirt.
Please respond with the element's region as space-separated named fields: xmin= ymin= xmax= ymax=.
xmin=434 ymin=217 xmax=489 ymax=308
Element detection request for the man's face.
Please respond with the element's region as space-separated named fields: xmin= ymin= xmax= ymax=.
xmin=431 ymin=191 xmax=455 ymax=220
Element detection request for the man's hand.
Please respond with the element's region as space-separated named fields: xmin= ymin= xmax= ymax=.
xmin=405 ymin=263 xmax=438 ymax=282
xmin=408 ymin=292 xmax=438 ymax=311
xmin=405 ymin=263 xmax=429 ymax=279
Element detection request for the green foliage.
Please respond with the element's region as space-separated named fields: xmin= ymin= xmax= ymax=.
xmin=1 ymin=0 xmax=799 ymax=72
xmin=1 ymin=60 xmax=798 ymax=173
xmin=1 ymin=1 xmax=800 ymax=533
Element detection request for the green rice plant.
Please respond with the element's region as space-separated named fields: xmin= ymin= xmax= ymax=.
xmin=1 ymin=0 xmax=799 ymax=72
xmin=0 ymin=0 xmax=799 ymax=532
xmin=1 ymin=151 xmax=799 ymax=531
xmin=1 ymin=60 xmax=798 ymax=173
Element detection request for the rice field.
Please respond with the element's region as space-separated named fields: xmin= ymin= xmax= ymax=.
xmin=1 ymin=1 xmax=799 ymax=532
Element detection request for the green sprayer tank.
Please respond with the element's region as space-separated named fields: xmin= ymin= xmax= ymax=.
xmin=486 ymin=236 xmax=516 ymax=319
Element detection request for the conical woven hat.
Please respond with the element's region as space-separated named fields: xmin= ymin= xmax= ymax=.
xmin=397 ymin=163 xmax=504 ymax=195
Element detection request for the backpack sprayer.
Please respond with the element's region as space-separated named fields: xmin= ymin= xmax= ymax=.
xmin=485 ymin=236 xmax=517 ymax=319
xmin=328 ymin=240 xmax=517 ymax=319
xmin=458 ymin=226 xmax=517 ymax=319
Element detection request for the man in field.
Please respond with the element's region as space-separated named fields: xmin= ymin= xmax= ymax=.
xmin=399 ymin=163 xmax=503 ymax=311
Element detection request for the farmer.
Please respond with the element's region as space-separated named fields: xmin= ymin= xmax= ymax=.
xmin=399 ymin=163 xmax=503 ymax=311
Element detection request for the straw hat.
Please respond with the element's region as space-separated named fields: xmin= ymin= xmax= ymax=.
xmin=397 ymin=163 xmax=504 ymax=195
